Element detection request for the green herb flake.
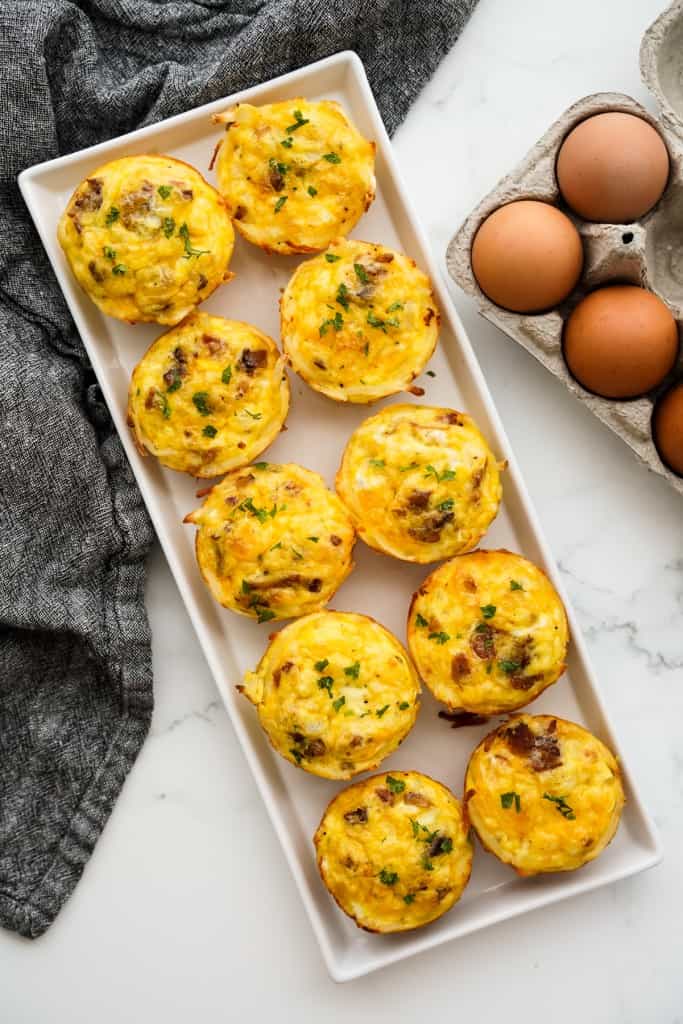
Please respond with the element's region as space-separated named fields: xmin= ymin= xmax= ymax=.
xmin=424 ymin=465 xmax=456 ymax=483
xmin=163 ymin=216 xmax=175 ymax=238
xmin=244 ymin=409 xmax=262 ymax=420
xmin=112 ymin=264 xmax=127 ymax=276
xmin=314 ymin=659 xmax=329 ymax=672
xmin=221 ymin=365 xmax=232 ymax=385
xmin=369 ymin=459 xmax=385 ymax=469
xmin=202 ymin=424 xmax=218 ymax=438
xmin=498 ymin=659 xmax=521 ymax=675
xmin=415 ymin=613 xmax=428 ymax=628
xmin=253 ymin=462 xmax=269 ymax=470
xmin=323 ymin=152 xmax=341 ymax=164
xmin=319 ymin=311 xmax=343 ymax=336
xmin=307 ymin=536 xmax=319 ymax=543
xmin=332 ymin=696 xmax=346 ymax=713
xmin=428 ymin=631 xmax=450 ymax=645
xmin=165 ymin=369 xmax=182 ymax=393
xmin=285 ymin=109 xmax=310 ymax=133
xmin=344 ymin=661 xmax=360 ymax=679
xmin=274 ymin=195 xmax=288 ymax=214
xmin=378 ymin=869 xmax=398 ymax=886
xmin=178 ymin=222 xmax=209 ymax=259
xmin=336 ymin=282 xmax=350 ymax=310
xmin=399 ymin=462 xmax=419 ymax=473
xmin=543 ymin=793 xmax=576 ymax=820
xmin=103 ymin=246 xmax=116 ymax=261
xmin=192 ymin=391 xmax=211 ymax=416
xmin=157 ymin=185 xmax=172 ymax=199
xmin=280 ymin=137 xmax=294 ymax=149
xmin=501 ymin=791 xmax=521 ymax=813
xmin=480 ymin=604 xmax=496 ymax=619
xmin=386 ymin=775 xmax=405 ymax=794
xmin=426 ymin=370 xmax=436 ymax=378
xmin=317 ymin=675 xmax=334 ymax=695
xmin=510 ymin=580 xmax=524 ymax=591
xmin=241 ymin=580 xmax=252 ymax=594
xmin=353 ymin=263 xmax=369 ymax=284
xmin=403 ymin=894 xmax=415 ymax=905
xmin=367 ymin=310 xmax=396 ymax=332
xmin=257 ymin=608 xmax=276 ymax=623
xmin=307 ymin=185 xmax=318 ymax=197
xmin=153 ymin=391 xmax=170 ymax=419
xmin=105 ymin=206 xmax=119 ymax=226
xmin=422 ymin=857 xmax=434 ymax=872
xmin=386 ymin=301 xmax=403 ymax=313
xmin=436 ymin=498 xmax=454 ymax=512
xmin=410 ymin=819 xmax=421 ymax=839
xmin=290 ymin=748 xmax=303 ymax=764
xmin=376 ymin=704 xmax=390 ymax=718
xmin=325 ymin=252 xmax=340 ymax=262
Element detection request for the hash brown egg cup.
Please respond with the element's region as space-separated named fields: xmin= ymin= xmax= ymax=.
xmin=57 ymin=155 xmax=234 ymax=325
xmin=184 ymin=463 xmax=355 ymax=621
xmin=465 ymin=715 xmax=625 ymax=876
xmin=280 ymin=238 xmax=440 ymax=403
xmin=336 ymin=404 xmax=503 ymax=561
xmin=408 ymin=550 xmax=569 ymax=715
xmin=128 ymin=312 xmax=289 ymax=477
xmin=314 ymin=770 xmax=473 ymax=932
xmin=239 ymin=611 xmax=420 ymax=779
xmin=212 ymin=99 xmax=375 ymax=254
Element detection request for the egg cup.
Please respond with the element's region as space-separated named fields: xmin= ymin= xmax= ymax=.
xmin=239 ymin=611 xmax=420 ymax=779
xmin=465 ymin=714 xmax=625 ymax=876
xmin=57 ymin=155 xmax=234 ymax=325
xmin=407 ymin=549 xmax=569 ymax=716
xmin=314 ymin=770 xmax=473 ymax=932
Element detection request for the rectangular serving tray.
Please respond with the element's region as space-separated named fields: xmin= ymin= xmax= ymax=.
xmin=19 ymin=51 xmax=661 ymax=982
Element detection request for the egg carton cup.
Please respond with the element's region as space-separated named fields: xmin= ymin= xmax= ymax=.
xmin=446 ymin=4 xmax=683 ymax=497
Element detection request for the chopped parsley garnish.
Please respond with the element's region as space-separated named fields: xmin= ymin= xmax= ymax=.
xmin=436 ymin=498 xmax=454 ymax=512
xmin=344 ymin=661 xmax=360 ymax=679
xmin=163 ymin=216 xmax=175 ymax=238
xmin=376 ymin=704 xmax=390 ymax=718
xmin=424 ymin=465 xmax=456 ymax=482
xmin=241 ymin=580 xmax=252 ymax=594
xmin=166 ymin=370 xmax=182 ymax=393
xmin=257 ymin=609 xmax=276 ymax=623
xmin=307 ymin=185 xmax=318 ymax=197
xmin=354 ymin=263 xmax=369 ymax=284
xmin=367 ymin=311 xmax=399 ymax=332
xmin=378 ymin=869 xmax=398 ymax=886
xmin=422 ymin=856 xmax=434 ymax=872
xmin=386 ymin=775 xmax=405 ymax=794
xmin=105 ymin=206 xmax=119 ymax=226
xmin=369 ymin=459 xmax=385 ymax=469
xmin=510 ymin=580 xmax=524 ymax=591
xmin=398 ymin=702 xmax=410 ymax=710
xmin=280 ymin=137 xmax=294 ymax=149
xmin=386 ymin=302 xmax=403 ymax=312
xmin=543 ymin=794 xmax=576 ymax=820
xmin=202 ymin=424 xmax=217 ymax=438
xmin=270 ymin=541 xmax=282 ymax=551
xmin=103 ymin=246 xmax=116 ymax=261
xmin=317 ymin=675 xmax=334 ymax=695
xmin=290 ymin=546 xmax=303 ymax=561
xmin=157 ymin=185 xmax=172 ymax=199
xmin=426 ymin=370 xmax=436 ymax=377
xmin=253 ymin=462 xmax=269 ymax=470
xmin=153 ymin=392 xmax=170 ymax=419
xmin=428 ymin=631 xmax=450 ymax=645
xmin=332 ymin=696 xmax=346 ymax=712
xmin=498 ymin=659 xmax=521 ymax=675
xmin=274 ymin=195 xmax=287 ymax=214
xmin=403 ymin=894 xmax=415 ymax=905
xmin=178 ymin=222 xmax=209 ymax=259
xmin=239 ymin=497 xmax=283 ymax=523
xmin=336 ymin=282 xmax=350 ymax=310
xmin=290 ymin=748 xmax=303 ymax=764
xmin=112 ymin=264 xmax=127 ymax=275
xmin=501 ymin=791 xmax=521 ymax=813
xmin=285 ymin=109 xmax=309 ymax=133
xmin=363 ymin=342 xmax=369 ymax=356
xmin=480 ymin=604 xmax=496 ymax=619
xmin=325 ymin=252 xmax=340 ymax=262
xmin=307 ymin=536 xmax=319 ymax=542
xmin=415 ymin=613 xmax=428 ymax=628
xmin=319 ymin=311 xmax=343 ymax=336
xmin=323 ymin=152 xmax=341 ymax=163
xmin=192 ymin=391 xmax=211 ymax=415
xmin=269 ymin=158 xmax=289 ymax=176
xmin=314 ymin=659 xmax=329 ymax=672
xmin=221 ymin=365 xmax=232 ymax=385
xmin=244 ymin=409 xmax=262 ymax=420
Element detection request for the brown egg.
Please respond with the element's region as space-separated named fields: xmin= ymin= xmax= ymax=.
xmin=653 ymin=383 xmax=683 ymax=476
xmin=471 ymin=200 xmax=583 ymax=313
xmin=563 ymin=285 xmax=678 ymax=399
xmin=556 ymin=112 xmax=669 ymax=223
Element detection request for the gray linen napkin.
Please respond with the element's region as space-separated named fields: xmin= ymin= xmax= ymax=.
xmin=0 ymin=0 xmax=478 ymax=939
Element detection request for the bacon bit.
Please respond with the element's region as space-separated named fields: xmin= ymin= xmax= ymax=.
xmin=343 ymin=807 xmax=368 ymax=825
xmin=144 ymin=388 xmax=156 ymax=410
xmin=308 ymin=578 xmax=322 ymax=593
xmin=195 ymin=484 xmax=213 ymax=499
xmin=510 ymin=672 xmax=543 ymax=691
xmin=74 ymin=177 xmax=103 ymax=212
xmin=350 ymin=735 xmax=363 ymax=748
xmin=404 ymin=791 xmax=431 ymax=807
xmin=209 ymin=140 xmax=221 ymax=171
xmin=442 ymin=411 xmax=463 ymax=426
xmin=289 ymin=731 xmax=305 ymax=743
xmin=407 ymin=385 xmax=425 ymax=396
xmin=375 ymin=252 xmax=394 ymax=263
xmin=269 ymin=165 xmax=285 ymax=192
xmin=428 ymin=833 xmax=451 ymax=857
xmin=273 ymin=660 xmax=293 ymax=688
xmin=237 ymin=441 xmax=246 ymax=449
xmin=436 ymin=887 xmax=451 ymax=901
xmin=463 ymin=576 xmax=477 ymax=593
xmin=303 ymin=738 xmax=326 ymax=758
xmin=88 ymin=260 xmax=105 ymax=283
xmin=471 ymin=462 xmax=486 ymax=489
xmin=406 ymin=489 xmax=431 ymax=511
xmin=237 ymin=348 xmax=267 ymax=375
xmin=451 ymin=653 xmax=471 ymax=681
xmin=234 ymin=473 xmax=255 ymax=487
xmin=330 ymin=535 xmax=342 ymax=546
xmin=233 ymin=205 xmax=247 ymax=220
xmin=313 ymin=359 xmax=327 ymax=370
xmin=423 ymin=308 xmax=435 ymax=326
xmin=470 ymin=623 xmax=495 ymax=660
xmin=548 ymin=718 xmax=557 ymax=733
xmin=438 ymin=709 xmax=489 ymax=729
xmin=375 ymin=787 xmax=394 ymax=805
xmin=203 ymin=333 xmax=224 ymax=355
xmin=504 ymin=721 xmax=562 ymax=772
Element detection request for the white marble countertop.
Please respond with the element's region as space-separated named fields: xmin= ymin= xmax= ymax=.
xmin=4 ymin=0 xmax=682 ymax=1019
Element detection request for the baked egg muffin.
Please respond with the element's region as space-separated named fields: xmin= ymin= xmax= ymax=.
xmin=58 ymin=155 xmax=234 ymax=325
xmin=314 ymin=770 xmax=472 ymax=932
xmin=127 ymin=312 xmax=289 ymax=477
xmin=239 ymin=611 xmax=420 ymax=779
xmin=212 ymin=99 xmax=375 ymax=254
xmin=184 ymin=463 xmax=355 ymax=620
xmin=280 ymin=238 xmax=440 ymax=403
xmin=408 ymin=550 xmax=569 ymax=715
xmin=336 ymin=404 xmax=503 ymax=561
xmin=465 ymin=714 xmax=625 ymax=875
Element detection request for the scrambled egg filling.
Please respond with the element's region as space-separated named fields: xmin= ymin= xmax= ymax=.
xmin=58 ymin=155 xmax=234 ymax=324
xmin=185 ymin=464 xmax=355 ymax=620
xmin=466 ymin=715 xmax=625 ymax=875
xmin=240 ymin=611 xmax=420 ymax=779
xmin=408 ymin=550 xmax=569 ymax=714
xmin=280 ymin=239 xmax=439 ymax=403
xmin=336 ymin=404 xmax=503 ymax=561
xmin=314 ymin=770 xmax=472 ymax=932
xmin=213 ymin=99 xmax=375 ymax=254
xmin=128 ymin=312 xmax=289 ymax=477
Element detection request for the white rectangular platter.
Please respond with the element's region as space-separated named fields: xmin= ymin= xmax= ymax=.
xmin=20 ymin=51 xmax=661 ymax=982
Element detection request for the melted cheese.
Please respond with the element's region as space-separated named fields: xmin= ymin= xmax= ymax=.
xmin=240 ymin=611 xmax=420 ymax=779
xmin=58 ymin=155 xmax=234 ymax=325
xmin=185 ymin=463 xmax=355 ymax=620
xmin=336 ymin=404 xmax=503 ymax=561
xmin=408 ymin=549 xmax=569 ymax=714
xmin=314 ymin=770 xmax=472 ymax=932
xmin=128 ymin=312 xmax=289 ymax=477
xmin=465 ymin=715 xmax=625 ymax=875
xmin=213 ymin=99 xmax=375 ymax=254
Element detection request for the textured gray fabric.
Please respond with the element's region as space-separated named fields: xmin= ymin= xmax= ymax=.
xmin=0 ymin=0 xmax=478 ymax=939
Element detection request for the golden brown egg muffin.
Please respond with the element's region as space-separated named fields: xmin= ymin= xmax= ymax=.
xmin=239 ymin=612 xmax=420 ymax=779
xmin=57 ymin=155 xmax=234 ymax=325
xmin=408 ymin=550 xmax=569 ymax=715
xmin=465 ymin=714 xmax=625 ymax=875
xmin=127 ymin=312 xmax=289 ymax=477
xmin=280 ymin=238 xmax=440 ymax=403
xmin=336 ymin=404 xmax=503 ymax=561
xmin=184 ymin=463 xmax=355 ymax=621
xmin=314 ymin=770 xmax=472 ymax=932
xmin=212 ymin=99 xmax=375 ymax=254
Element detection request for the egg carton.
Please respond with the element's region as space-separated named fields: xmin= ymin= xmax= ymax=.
xmin=446 ymin=1 xmax=683 ymax=497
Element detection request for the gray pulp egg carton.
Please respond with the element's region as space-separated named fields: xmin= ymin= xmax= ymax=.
xmin=446 ymin=2 xmax=683 ymax=496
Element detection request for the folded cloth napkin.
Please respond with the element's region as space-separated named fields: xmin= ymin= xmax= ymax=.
xmin=0 ymin=0 xmax=478 ymax=939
